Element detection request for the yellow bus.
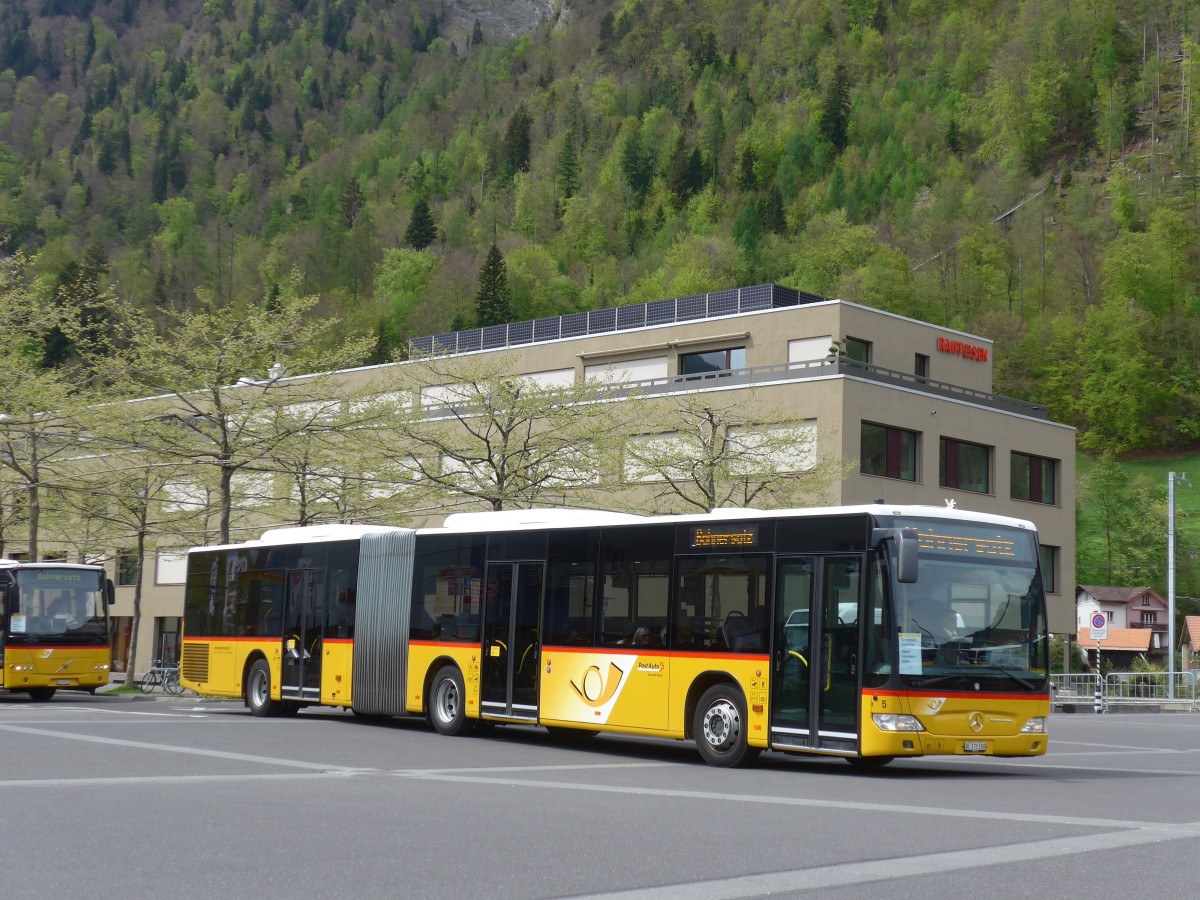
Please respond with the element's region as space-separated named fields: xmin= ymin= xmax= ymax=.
xmin=1 ymin=562 xmax=114 ymax=700
xmin=179 ymin=504 xmax=1049 ymax=767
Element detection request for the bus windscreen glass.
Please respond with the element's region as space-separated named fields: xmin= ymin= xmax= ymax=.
xmin=889 ymin=518 xmax=1047 ymax=691
xmin=8 ymin=569 xmax=109 ymax=645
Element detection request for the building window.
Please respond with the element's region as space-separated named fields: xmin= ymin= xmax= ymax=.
xmin=117 ymin=551 xmax=139 ymax=586
xmin=940 ymin=438 xmax=990 ymax=493
xmin=1142 ymin=596 xmax=1150 ymax=606
xmin=861 ymin=422 xmax=918 ymax=482
xmin=844 ymin=337 xmax=871 ymax=364
xmin=1039 ymin=545 xmax=1058 ymax=594
xmin=680 ymin=347 xmax=745 ymax=377
xmin=1141 ymin=611 xmax=1156 ymax=625
xmin=915 ymin=353 xmax=929 ymax=383
xmin=1011 ymin=452 xmax=1057 ymax=504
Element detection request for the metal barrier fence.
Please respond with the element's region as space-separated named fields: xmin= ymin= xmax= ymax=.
xmin=1050 ymin=672 xmax=1200 ymax=712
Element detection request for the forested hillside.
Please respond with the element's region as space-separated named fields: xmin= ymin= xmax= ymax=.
xmin=2 ymin=0 xmax=1199 ymax=451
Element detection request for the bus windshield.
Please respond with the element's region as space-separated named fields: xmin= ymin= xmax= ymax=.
xmin=889 ymin=517 xmax=1047 ymax=692
xmin=7 ymin=568 xmax=109 ymax=645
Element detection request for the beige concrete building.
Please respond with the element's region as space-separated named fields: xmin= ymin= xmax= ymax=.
xmin=117 ymin=284 xmax=1075 ymax=676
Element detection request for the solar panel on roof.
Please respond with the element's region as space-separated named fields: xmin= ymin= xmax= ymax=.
xmin=709 ymin=289 xmax=737 ymax=316
xmin=646 ymin=299 xmax=674 ymax=324
xmin=482 ymin=325 xmax=507 ymax=349
xmin=616 ymin=305 xmax=645 ymax=330
xmin=509 ymin=321 xmax=533 ymax=344
xmin=533 ymin=318 xmax=560 ymax=341
xmin=589 ymin=308 xmax=616 ymax=332
xmin=407 ymin=285 xmax=834 ymax=356
xmin=561 ymin=312 xmax=588 ymax=337
xmin=678 ymin=294 xmax=706 ymax=320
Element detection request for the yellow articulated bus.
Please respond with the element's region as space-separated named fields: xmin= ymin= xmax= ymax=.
xmin=180 ymin=504 xmax=1049 ymax=767
xmin=1 ymin=562 xmax=114 ymax=700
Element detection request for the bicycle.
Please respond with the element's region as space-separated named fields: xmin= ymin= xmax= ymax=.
xmin=138 ymin=660 xmax=185 ymax=695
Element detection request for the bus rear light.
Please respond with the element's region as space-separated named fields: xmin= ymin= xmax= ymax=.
xmin=1020 ymin=717 xmax=1046 ymax=734
xmin=872 ymin=713 xmax=925 ymax=732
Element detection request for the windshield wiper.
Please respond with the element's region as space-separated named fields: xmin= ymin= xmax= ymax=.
xmin=991 ymin=668 xmax=1039 ymax=690
xmin=912 ymin=669 xmax=1040 ymax=690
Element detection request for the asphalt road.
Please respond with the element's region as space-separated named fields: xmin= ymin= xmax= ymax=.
xmin=2 ymin=694 xmax=1199 ymax=899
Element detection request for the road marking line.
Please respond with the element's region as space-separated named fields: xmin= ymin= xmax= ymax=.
xmin=393 ymin=771 xmax=1183 ymax=832
xmin=0 ymin=723 xmax=377 ymax=773
xmin=573 ymin=823 xmax=1200 ymax=899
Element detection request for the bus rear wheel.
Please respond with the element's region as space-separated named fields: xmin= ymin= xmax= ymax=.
xmin=28 ymin=687 xmax=56 ymax=702
xmin=693 ymin=684 xmax=760 ymax=768
xmin=246 ymin=659 xmax=280 ymax=717
xmin=429 ymin=666 xmax=473 ymax=736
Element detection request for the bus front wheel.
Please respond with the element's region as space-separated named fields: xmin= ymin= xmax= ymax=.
xmin=693 ymin=684 xmax=760 ymax=768
xmin=246 ymin=659 xmax=280 ymax=717
xmin=429 ymin=666 xmax=473 ymax=736
xmin=28 ymin=687 xmax=56 ymax=702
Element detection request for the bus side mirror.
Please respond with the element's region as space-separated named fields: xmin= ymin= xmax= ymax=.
xmin=872 ymin=528 xmax=918 ymax=584
xmin=105 ymin=578 xmax=116 ymax=606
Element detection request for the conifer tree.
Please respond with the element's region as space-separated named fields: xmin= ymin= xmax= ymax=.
xmin=555 ymin=137 xmax=580 ymax=201
xmin=475 ymin=243 xmax=512 ymax=327
xmin=404 ymin=199 xmax=437 ymax=250
xmin=819 ymin=64 xmax=851 ymax=152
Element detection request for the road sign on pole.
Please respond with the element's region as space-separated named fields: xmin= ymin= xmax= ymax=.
xmin=1090 ymin=612 xmax=1108 ymax=641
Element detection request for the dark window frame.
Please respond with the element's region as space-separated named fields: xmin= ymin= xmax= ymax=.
xmin=940 ymin=437 xmax=991 ymax=494
xmin=679 ymin=346 xmax=746 ymax=377
xmin=860 ymin=422 xmax=918 ymax=482
xmin=1010 ymin=452 xmax=1058 ymax=505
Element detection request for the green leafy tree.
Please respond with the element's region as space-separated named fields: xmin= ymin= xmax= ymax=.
xmin=475 ymin=243 xmax=513 ymax=327
xmin=99 ymin=272 xmax=373 ymax=543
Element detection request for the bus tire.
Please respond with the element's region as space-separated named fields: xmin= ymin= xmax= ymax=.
xmin=693 ymin=684 xmax=760 ymax=768
xmin=28 ymin=687 xmax=56 ymax=702
xmin=246 ymin=659 xmax=280 ymax=717
xmin=429 ymin=665 xmax=473 ymax=736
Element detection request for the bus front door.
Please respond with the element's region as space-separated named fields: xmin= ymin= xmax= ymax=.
xmin=479 ymin=562 xmax=542 ymax=721
xmin=771 ymin=556 xmax=861 ymax=753
xmin=280 ymin=568 xmax=323 ymax=705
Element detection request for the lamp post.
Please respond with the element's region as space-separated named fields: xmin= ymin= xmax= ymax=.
xmin=1168 ymin=472 xmax=1190 ymax=700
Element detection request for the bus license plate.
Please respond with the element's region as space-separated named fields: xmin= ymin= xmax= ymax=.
xmin=963 ymin=741 xmax=987 ymax=753
xmin=56 ymin=679 xmax=71 ymax=685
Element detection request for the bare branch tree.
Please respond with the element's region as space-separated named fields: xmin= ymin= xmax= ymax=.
xmin=621 ymin=388 xmax=852 ymax=514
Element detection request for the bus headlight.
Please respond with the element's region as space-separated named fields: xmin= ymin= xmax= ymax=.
xmin=872 ymin=713 xmax=925 ymax=732
xmin=1020 ymin=717 xmax=1046 ymax=733
xmin=11 ymin=664 xmax=34 ymax=672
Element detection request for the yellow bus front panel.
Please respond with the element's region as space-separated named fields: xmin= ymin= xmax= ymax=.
xmin=3 ymin=646 xmax=111 ymax=693
xmin=861 ymin=690 xmax=1049 ymax=758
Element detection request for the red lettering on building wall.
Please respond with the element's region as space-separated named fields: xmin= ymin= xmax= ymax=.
xmin=937 ymin=336 xmax=989 ymax=362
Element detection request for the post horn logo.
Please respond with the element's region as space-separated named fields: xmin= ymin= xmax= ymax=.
xmin=570 ymin=661 xmax=625 ymax=707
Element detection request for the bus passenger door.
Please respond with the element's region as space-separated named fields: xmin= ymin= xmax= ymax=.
xmin=281 ymin=569 xmax=322 ymax=705
xmin=480 ymin=562 xmax=542 ymax=721
xmin=771 ymin=556 xmax=861 ymax=752
xmin=771 ymin=559 xmax=814 ymax=748
xmin=816 ymin=557 xmax=862 ymax=745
